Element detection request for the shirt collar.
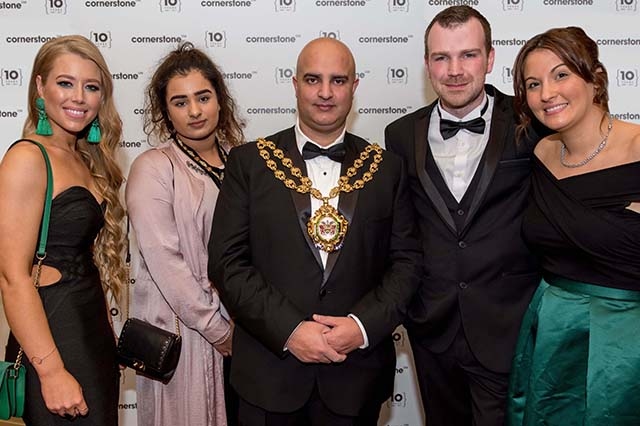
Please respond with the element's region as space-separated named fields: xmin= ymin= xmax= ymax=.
xmin=437 ymin=92 xmax=490 ymax=122
xmin=295 ymin=118 xmax=346 ymax=155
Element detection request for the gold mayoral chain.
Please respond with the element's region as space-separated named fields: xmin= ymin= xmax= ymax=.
xmin=257 ymin=138 xmax=384 ymax=253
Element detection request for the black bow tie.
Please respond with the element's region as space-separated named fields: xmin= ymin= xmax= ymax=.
xmin=439 ymin=117 xmax=486 ymax=140
xmin=438 ymin=101 xmax=488 ymax=140
xmin=301 ymin=142 xmax=346 ymax=163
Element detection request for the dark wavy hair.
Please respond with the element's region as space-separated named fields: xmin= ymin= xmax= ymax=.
xmin=143 ymin=42 xmax=244 ymax=148
xmin=424 ymin=5 xmax=492 ymax=57
xmin=513 ymin=26 xmax=609 ymax=140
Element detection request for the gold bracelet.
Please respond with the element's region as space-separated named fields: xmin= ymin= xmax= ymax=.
xmin=213 ymin=327 xmax=232 ymax=346
xmin=30 ymin=346 xmax=56 ymax=365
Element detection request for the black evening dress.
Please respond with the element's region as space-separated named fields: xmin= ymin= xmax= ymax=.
xmin=507 ymin=157 xmax=640 ymax=426
xmin=6 ymin=186 xmax=119 ymax=425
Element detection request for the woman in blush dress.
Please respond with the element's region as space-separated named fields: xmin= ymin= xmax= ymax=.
xmin=126 ymin=42 xmax=244 ymax=426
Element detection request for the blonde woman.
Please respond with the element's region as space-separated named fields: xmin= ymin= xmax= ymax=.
xmin=0 ymin=35 xmax=126 ymax=425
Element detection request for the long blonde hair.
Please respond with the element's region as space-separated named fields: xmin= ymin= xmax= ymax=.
xmin=23 ymin=35 xmax=126 ymax=303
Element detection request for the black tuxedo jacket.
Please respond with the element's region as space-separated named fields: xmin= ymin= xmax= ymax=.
xmin=209 ymin=127 xmax=422 ymax=415
xmin=385 ymin=85 xmax=542 ymax=373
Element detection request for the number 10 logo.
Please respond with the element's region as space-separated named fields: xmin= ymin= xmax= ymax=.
xmin=502 ymin=0 xmax=523 ymax=11
xmin=1 ymin=69 xmax=23 ymax=86
xmin=160 ymin=0 xmax=182 ymax=12
xmin=45 ymin=0 xmax=67 ymax=14
xmin=616 ymin=0 xmax=637 ymax=12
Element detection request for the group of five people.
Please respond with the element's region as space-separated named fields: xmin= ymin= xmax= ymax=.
xmin=0 ymin=5 xmax=638 ymax=426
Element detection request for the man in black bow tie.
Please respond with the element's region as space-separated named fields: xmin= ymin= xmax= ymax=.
xmin=209 ymin=37 xmax=421 ymax=426
xmin=384 ymin=5 xmax=546 ymax=426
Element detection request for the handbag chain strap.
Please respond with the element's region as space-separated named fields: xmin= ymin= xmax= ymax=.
xmin=12 ymin=139 xmax=54 ymax=370
xmin=125 ymin=217 xmax=180 ymax=336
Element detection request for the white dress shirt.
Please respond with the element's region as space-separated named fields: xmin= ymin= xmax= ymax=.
xmin=291 ymin=121 xmax=369 ymax=349
xmin=428 ymin=93 xmax=494 ymax=202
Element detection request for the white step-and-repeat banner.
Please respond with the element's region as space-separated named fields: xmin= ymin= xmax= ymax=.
xmin=1 ymin=1 xmax=638 ymax=425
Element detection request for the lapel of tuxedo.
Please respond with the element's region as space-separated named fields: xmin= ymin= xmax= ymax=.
xmin=414 ymin=105 xmax=457 ymax=234
xmin=322 ymin=133 xmax=360 ymax=287
xmin=279 ymin=129 xmax=324 ymax=270
xmin=461 ymin=86 xmax=508 ymax=233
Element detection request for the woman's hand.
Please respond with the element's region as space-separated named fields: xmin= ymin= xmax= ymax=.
xmin=39 ymin=367 xmax=89 ymax=418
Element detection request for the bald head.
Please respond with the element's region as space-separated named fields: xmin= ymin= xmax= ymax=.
xmin=293 ymin=37 xmax=359 ymax=146
xmin=296 ymin=37 xmax=356 ymax=80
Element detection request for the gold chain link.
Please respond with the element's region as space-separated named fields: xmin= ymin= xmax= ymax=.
xmin=256 ymin=138 xmax=383 ymax=202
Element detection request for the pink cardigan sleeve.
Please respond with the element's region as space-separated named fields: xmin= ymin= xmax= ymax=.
xmin=125 ymin=148 xmax=230 ymax=344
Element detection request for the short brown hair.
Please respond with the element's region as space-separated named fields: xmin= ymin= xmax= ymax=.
xmin=424 ymin=5 xmax=492 ymax=57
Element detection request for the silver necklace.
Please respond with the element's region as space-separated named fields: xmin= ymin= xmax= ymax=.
xmin=560 ymin=114 xmax=613 ymax=168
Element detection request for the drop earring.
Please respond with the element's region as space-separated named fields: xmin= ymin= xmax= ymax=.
xmin=87 ymin=117 xmax=101 ymax=144
xmin=35 ymin=97 xmax=53 ymax=136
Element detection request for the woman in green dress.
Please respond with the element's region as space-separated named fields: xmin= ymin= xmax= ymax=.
xmin=507 ymin=26 xmax=640 ymax=426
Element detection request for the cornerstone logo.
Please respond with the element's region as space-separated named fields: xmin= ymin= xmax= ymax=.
xmin=0 ymin=108 xmax=22 ymax=119
xmin=200 ymin=0 xmax=254 ymax=7
xmin=245 ymin=34 xmax=300 ymax=44
xmin=314 ymin=0 xmax=370 ymax=7
xmin=205 ymin=31 xmax=226 ymax=48
xmin=358 ymin=34 xmax=412 ymax=44
xmin=130 ymin=34 xmax=185 ymax=44
xmin=223 ymin=70 xmax=257 ymax=80
xmin=5 ymin=35 xmax=57 ymax=44
xmin=84 ymin=0 xmax=139 ymax=8
xmin=358 ymin=105 xmax=410 ymax=115
xmin=274 ymin=0 xmax=295 ymax=11
xmin=428 ymin=0 xmax=479 ymax=6
xmin=119 ymin=139 xmax=146 ymax=148
xmin=159 ymin=0 xmax=181 ymax=11
xmin=395 ymin=365 xmax=409 ymax=375
xmin=112 ymin=71 xmax=143 ymax=81
xmin=612 ymin=112 xmax=640 ymax=121
xmin=541 ymin=0 xmax=593 ymax=6
xmin=616 ymin=0 xmax=637 ymax=11
xmin=45 ymin=0 xmax=67 ymax=13
xmin=616 ymin=68 xmax=639 ymax=87
xmin=502 ymin=0 xmax=523 ymax=11
xmin=388 ymin=0 xmax=409 ymax=12
xmin=0 ymin=0 xmax=24 ymax=10
xmin=90 ymin=31 xmax=112 ymax=48
xmin=246 ymin=106 xmax=296 ymax=115
xmin=0 ymin=68 xmax=23 ymax=86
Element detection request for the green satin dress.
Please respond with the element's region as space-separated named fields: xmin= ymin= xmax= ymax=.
xmin=507 ymin=158 xmax=640 ymax=426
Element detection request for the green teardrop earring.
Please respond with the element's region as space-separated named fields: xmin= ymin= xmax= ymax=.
xmin=35 ymin=97 xmax=53 ymax=136
xmin=87 ymin=117 xmax=101 ymax=144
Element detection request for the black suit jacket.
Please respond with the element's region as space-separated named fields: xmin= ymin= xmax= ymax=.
xmin=384 ymin=85 xmax=541 ymax=373
xmin=209 ymin=127 xmax=422 ymax=415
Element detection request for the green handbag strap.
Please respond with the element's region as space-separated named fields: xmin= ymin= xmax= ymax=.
xmin=7 ymin=139 xmax=53 ymax=371
xmin=9 ymin=139 xmax=53 ymax=257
